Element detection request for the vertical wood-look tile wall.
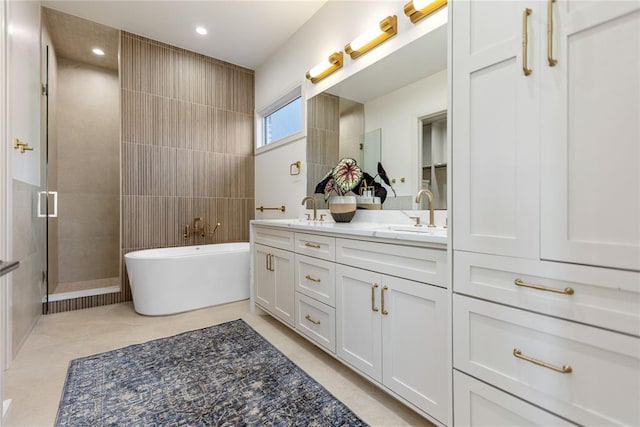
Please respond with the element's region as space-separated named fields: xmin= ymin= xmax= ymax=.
xmin=307 ymin=93 xmax=339 ymax=209
xmin=48 ymin=32 xmax=255 ymax=313
xmin=121 ymin=32 xmax=255 ymax=293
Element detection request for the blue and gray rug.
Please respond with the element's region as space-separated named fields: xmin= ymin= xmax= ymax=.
xmin=56 ymin=319 xmax=367 ymax=426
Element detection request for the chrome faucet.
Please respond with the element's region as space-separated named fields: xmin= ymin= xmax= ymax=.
xmin=301 ymin=196 xmax=318 ymax=221
xmin=415 ymin=189 xmax=436 ymax=227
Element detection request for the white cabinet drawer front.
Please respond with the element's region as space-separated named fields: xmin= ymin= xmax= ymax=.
xmin=336 ymin=238 xmax=448 ymax=287
xmin=454 ymin=371 xmax=576 ymax=427
xmin=295 ymin=254 xmax=335 ymax=307
xmin=295 ymin=293 xmax=336 ymax=353
xmin=453 ymin=295 xmax=640 ymax=426
xmin=295 ymin=233 xmax=335 ymax=261
xmin=253 ymin=226 xmax=294 ymax=251
xmin=454 ymin=251 xmax=640 ymax=336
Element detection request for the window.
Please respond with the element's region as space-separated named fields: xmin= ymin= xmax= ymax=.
xmin=257 ymin=86 xmax=303 ymax=149
xmin=264 ymin=96 xmax=302 ymax=145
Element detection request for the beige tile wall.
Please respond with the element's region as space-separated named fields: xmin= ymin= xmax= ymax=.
xmin=56 ymin=57 xmax=120 ymax=285
xmin=120 ymin=32 xmax=255 ymax=296
xmin=12 ymin=180 xmax=45 ymax=354
xmin=306 ymin=93 xmax=339 ymax=209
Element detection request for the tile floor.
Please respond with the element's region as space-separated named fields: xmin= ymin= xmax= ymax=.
xmin=4 ymin=300 xmax=433 ymax=426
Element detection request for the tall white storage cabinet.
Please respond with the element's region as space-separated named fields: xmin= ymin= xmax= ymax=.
xmin=451 ymin=1 xmax=640 ymax=425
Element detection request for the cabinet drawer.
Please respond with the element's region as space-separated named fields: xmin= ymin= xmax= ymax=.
xmin=453 ymin=295 xmax=640 ymax=426
xmin=253 ymin=226 xmax=294 ymax=251
xmin=454 ymin=370 xmax=576 ymax=426
xmin=295 ymin=254 xmax=335 ymax=307
xmin=454 ymin=251 xmax=640 ymax=336
xmin=295 ymin=233 xmax=335 ymax=261
xmin=336 ymin=238 xmax=447 ymax=287
xmin=295 ymin=293 xmax=336 ymax=353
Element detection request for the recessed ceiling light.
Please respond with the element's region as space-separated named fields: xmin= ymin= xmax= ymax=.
xmin=92 ymin=48 xmax=105 ymax=56
xmin=196 ymin=26 xmax=207 ymax=35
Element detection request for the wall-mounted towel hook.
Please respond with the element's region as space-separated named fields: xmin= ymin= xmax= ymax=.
xmin=290 ymin=161 xmax=302 ymax=176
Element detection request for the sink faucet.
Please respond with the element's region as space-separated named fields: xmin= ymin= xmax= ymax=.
xmin=415 ymin=189 xmax=436 ymax=227
xmin=301 ymin=196 xmax=317 ymax=221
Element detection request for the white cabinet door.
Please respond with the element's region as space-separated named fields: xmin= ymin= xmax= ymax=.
xmin=540 ymin=1 xmax=640 ymax=271
xmin=271 ymin=247 xmax=295 ymax=327
xmin=254 ymin=243 xmax=294 ymax=327
xmin=336 ymin=264 xmax=382 ymax=382
xmin=382 ymin=275 xmax=449 ymax=424
xmin=452 ymin=0 xmax=540 ymax=258
xmin=254 ymin=243 xmax=274 ymax=311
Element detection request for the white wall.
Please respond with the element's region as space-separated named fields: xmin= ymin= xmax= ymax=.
xmin=0 ymin=0 xmax=7 ymax=420
xmin=364 ymin=69 xmax=447 ymax=197
xmin=254 ymin=138 xmax=307 ymax=220
xmin=8 ymin=0 xmax=40 ymax=186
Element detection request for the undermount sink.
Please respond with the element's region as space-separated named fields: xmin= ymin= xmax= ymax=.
xmin=386 ymin=225 xmax=447 ymax=235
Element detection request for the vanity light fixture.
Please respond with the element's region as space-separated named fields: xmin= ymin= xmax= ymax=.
xmin=305 ymin=51 xmax=344 ymax=84
xmin=195 ymin=26 xmax=207 ymax=35
xmin=92 ymin=48 xmax=105 ymax=56
xmin=404 ymin=0 xmax=447 ymax=24
xmin=345 ymin=15 xmax=397 ymax=60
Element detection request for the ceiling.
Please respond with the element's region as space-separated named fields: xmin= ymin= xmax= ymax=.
xmin=39 ymin=0 xmax=327 ymax=70
xmin=43 ymin=7 xmax=119 ymax=70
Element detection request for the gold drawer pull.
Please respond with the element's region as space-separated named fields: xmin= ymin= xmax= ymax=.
xmin=514 ymin=278 xmax=574 ymax=295
xmin=305 ymin=314 xmax=321 ymax=325
xmin=305 ymin=274 xmax=321 ymax=283
xmin=513 ymin=348 xmax=572 ymax=374
xmin=304 ymin=242 xmax=321 ymax=249
xmin=381 ymin=285 xmax=389 ymax=315
xmin=371 ymin=283 xmax=379 ymax=312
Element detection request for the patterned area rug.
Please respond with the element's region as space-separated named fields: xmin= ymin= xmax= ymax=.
xmin=56 ymin=319 xmax=367 ymax=426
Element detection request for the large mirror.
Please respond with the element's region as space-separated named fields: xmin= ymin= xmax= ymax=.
xmin=307 ymin=18 xmax=447 ymax=210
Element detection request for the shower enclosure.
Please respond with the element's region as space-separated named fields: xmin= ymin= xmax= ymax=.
xmin=41 ymin=8 xmax=121 ymax=311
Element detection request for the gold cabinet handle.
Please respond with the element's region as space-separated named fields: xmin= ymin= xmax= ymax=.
xmin=304 ymin=242 xmax=321 ymax=249
xmin=371 ymin=284 xmax=379 ymax=312
xmin=513 ymin=348 xmax=572 ymax=374
xmin=305 ymin=314 xmax=321 ymax=325
xmin=381 ymin=285 xmax=389 ymax=315
xmin=305 ymin=274 xmax=321 ymax=283
xmin=514 ymin=278 xmax=574 ymax=295
xmin=547 ymin=0 xmax=558 ymax=66
xmin=266 ymin=253 xmax=275 ymax=272
xmin=522 ymin=8 xmax=532 ymax=76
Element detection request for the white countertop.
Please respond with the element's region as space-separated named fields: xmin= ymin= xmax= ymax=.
xmin=251 ymin=218 xmax=448 ymax=247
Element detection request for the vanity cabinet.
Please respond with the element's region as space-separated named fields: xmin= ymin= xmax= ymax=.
xmin=252 ymin=223 xmax=449 ymax=425
xmin=253 ymin=227 xmax=295 ymax=327
xmin=451 ymin=1 xmax=640 ymax=424
xmin=335 ymin=239 xmax=449 ymax=424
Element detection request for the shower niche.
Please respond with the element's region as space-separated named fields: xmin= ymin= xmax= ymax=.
xmin=41 ymin=8 xmax=121 ymax=305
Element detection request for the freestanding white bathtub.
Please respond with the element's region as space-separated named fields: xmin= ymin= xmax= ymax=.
xmin=124 ymin=242 xmax=250 ymax=316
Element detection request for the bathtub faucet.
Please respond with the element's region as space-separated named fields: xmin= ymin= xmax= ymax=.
xmin=184 ymin=217 xmax=206 ymax=239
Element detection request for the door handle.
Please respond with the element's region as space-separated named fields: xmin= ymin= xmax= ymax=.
xmin=522 ymin=8 xmax=533 ymax=76
xmin=547 ymin=0 xmax=558 ymax=66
